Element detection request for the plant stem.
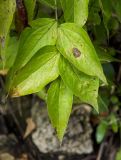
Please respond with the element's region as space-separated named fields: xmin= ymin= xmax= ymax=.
xmin=54 ymin=0 xmax=58 ymax=21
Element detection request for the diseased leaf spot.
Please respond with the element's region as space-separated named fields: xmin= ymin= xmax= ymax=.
xmin=72 ymin=48 xmax=81 ymax=58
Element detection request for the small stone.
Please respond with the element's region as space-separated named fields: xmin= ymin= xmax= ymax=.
xmin=0 ymin=153 xmax=15 ymax=160
xmin=32 ymin=104 xmax=93 ymax=155
xmin=58 ymin=155 xmax=65 ymax=160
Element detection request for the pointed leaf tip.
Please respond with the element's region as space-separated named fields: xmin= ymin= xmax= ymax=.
xmin=47 ymin=78 xmax=73 ymax=140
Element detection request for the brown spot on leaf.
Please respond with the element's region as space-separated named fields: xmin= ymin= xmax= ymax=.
xmin=72 ymin=48 xmax=81 ymax=58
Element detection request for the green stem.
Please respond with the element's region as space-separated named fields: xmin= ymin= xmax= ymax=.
xmin=54 ymin=0 xmax=58 ymax=21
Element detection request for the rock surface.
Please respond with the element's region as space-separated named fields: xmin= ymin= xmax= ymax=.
xmin=0 ymin=134 xmax=17 ymax=153
xmin=32 ymin=103 xmax=93 ymax=154
xmin=0 ymin=153 xmax=15 ymax=160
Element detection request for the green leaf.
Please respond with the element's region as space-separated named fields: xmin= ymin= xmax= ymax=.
xmin=108 ymin=18 xmax=119 ymax=31
xmin=112 ymin=0 xmax=121 ymax=23
xmin=38 ymin=0 xmax=61 ymax=8
xmin=4 ymin=36 xmax=19 ymax=70
xmin=103 ymin=63 xmax=115 ymax=83
xmin=60 ymin=0 xmax=89 ymax=26
xmin=93 ymin=22 xmax=107 ymax=44
xmin=95 ymin=46 xmax=121 ymax=63
xmin=98 ymin=95 xmax=109 ymax=113
xmin=59 ymin=56 xmax=99 ymax=111
xmin=110 ymin=114 xmax=118 ymax=133
xmin=96 ymin=120 xmax=108 ymax=143
xmin=115 ymin=149 xmax=121 ymax=160
xmin=0 ymin=0 xmax=16 ymax=40
xmin=36 ymin=88 xmax=47 ymax=101
xmin=88 ymin=0 xmax=101 ymax=25
xmin=0 ymin=36 xmax=19 ymax=75
xmin=47 ymin=78 xmax=73 ymax=140
xmin=0 ymin=0 xmax=16 ymax=65
xmin=99 ymin=0 xmax=112 ymax=37
xmin=99 ymin=0 xmax=112 ymax=18
xmin=24 ymin=0 xmax=36 ymax=22
xmin=8 ymin=46 xmax=60 ymax=96
xmin=57 ymin=23 xmax=107 ymax=83
xmin=13 ymin=18 xmax=57 ymax=72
